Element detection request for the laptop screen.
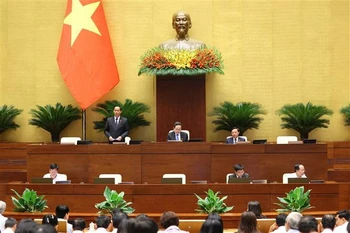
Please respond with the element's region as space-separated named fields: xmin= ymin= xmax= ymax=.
xmin=288 ymin=178 xmax=309 ymax=183
xmin=228 ymin=177 xmax=251 ymax=183
xmin=32 ymin=178 xmax=53 ymax=183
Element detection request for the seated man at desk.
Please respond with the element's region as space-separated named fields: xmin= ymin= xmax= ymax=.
xmin=228 ymin=164 xmax=249 ymax=179
xmin=167 ymin=122 xmax=189 ymax=142
xmin=226 ymin=127 xmax=246 ymax=144
xmin=43 ymin=163 xmax=67 ymax=184
xmin=291 ymin=163 xmax=307 ymax=178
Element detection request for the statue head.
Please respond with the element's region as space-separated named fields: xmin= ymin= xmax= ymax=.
xmin=172 ymin=11 xmax=192 ymax=40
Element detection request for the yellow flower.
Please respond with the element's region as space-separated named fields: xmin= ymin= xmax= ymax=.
xmin=163 ymin=50 xmax=196 ymax=69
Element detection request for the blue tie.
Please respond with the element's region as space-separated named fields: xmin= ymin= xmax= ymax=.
xmin=176 ymin=134 xmax=179 ymax=141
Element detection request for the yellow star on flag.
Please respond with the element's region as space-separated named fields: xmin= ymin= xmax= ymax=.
xmin=64 ymin=0 xmax=101 ymax=46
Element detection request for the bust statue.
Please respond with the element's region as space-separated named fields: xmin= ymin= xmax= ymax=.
xmin=160 ymin=11 xmax=204 ymax=50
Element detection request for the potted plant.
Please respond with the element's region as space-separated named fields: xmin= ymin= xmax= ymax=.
xmin=276 ymin=102 xmax=333 ymax=140
xmin=95 ymin=186 xmax=135 ymax=214
xmin=194 ymin=189 xmax=234 ymax=214
xmin=11 ymin=188 xmax=48 ymax=212
xmin=207 ymin=101 xmax=266 ymax=135
xmin=0 ymin=105 xmax=23 ymax=135
xmin=92 ymin=99 xmax=151 ymax=132
xmin=340 ymin=104 xmax=350 ymax=126
xmin=275 ymin=186 xmax=314 ymax=213
xmin=28 ymin=103 xmax=81 ymax=142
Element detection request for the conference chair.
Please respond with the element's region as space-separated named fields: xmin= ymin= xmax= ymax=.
xmin=60 ymin=137 xmax=81 ymax=145
xmin=34 ymin=218 xmax=67 ymax=233
xmin=282 ymin=173 xmax=295 ymax=184
xmin=162 ymin=174 xmax=186 ymax=184
xmin=276 ymin=136 xmax=298 ymax=144
xmin=99 ymin=174 xmax=122 ymax=184
xmin=168 ymin=130 xmax=190 ymax=140
xmin=125 ymin=136 xmax=131 ymax=145
xmin=226 ymin=173 xmax=234 ymax=183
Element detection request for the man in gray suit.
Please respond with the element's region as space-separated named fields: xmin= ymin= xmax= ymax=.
xmin=104 ymin=106 xmax=130 ymax=143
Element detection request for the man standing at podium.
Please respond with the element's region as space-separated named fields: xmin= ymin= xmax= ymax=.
xmin=104 ymin=106 xmax=130 ymax=143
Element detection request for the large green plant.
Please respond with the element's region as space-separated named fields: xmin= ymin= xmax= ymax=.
xmin=340 ymin=104 xmax=350 ymax=126
xmin=207 ymin=102 xmax=266 ymax=135
xmin=11 ymin=188 xmax=48 ymax=212
xmin=194 ymin=189 xmax=234 ymax=214
xmin=95 ymin=186 xmax=135 ymax=214
xmin=92 ymin=99 xmax=151 ymax=131
xmin=276 ymin=102 xmax=333 ymax=140
xmin=275 ymin=186 xmax=314 ymax=213
xmin=0 ymin=105 xmax=23 ymax=134
xmin=28 ymin=103 xmax=81 ymax=142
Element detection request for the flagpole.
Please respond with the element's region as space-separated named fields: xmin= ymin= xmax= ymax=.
xmin=82 ymin=110 xmax=86 ymax=140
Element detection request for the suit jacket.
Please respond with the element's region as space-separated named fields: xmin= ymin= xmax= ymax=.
xmin=167 ymin=131 xmax=189 ymax=142
xmin=104 ymin=116 xmax=130 ymax=142
xmin=226 ymin=136 xmax=246 ymax=144
xmin=228 ymin=173 xmax=250 ymax=179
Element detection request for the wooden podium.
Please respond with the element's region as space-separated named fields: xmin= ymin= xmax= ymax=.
xmin=156 ymin=74 xmax=206 ymax=142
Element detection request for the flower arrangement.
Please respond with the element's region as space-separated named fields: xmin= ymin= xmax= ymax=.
xmin=138 ymin=46 xmax=224 ymax=76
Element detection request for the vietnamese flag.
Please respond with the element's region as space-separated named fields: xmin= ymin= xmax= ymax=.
xmin=57 ymin=0 xmax=119 ymax=110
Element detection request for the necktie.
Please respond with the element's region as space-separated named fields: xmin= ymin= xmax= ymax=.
xmin=176 ymin=134 xmax=179 ymax=141
xmin=116 ymin=117 xmax=119 ymax=126
xmin=234 ymin=138 xmax=237 ymax=144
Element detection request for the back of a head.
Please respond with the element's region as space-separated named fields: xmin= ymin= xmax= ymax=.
xmin=286 ymin=212 xmax=303 ymax=230
xmin=36 ymin=224 xmax=58 ymax=233
xmin=0 ymin=200 xmax=6 ymax=214
xmin=5 ymin=217 xmax=17 ymax=228
xmin=73 ymin=218 xmax=86 ymax=231
xmin=96 ymin=215 xmax=111 ymax=229
xmin=55 ymin=205 xmax=69 ymax=219
xmin=238 ymin=211 xmax=258 ymax=233
xmin=160 ymin=211 xmax=179 ymax=229
xmin=206 ymin=213 xmax=223 ymax=227
xmin=15 ymin=219 xmax=38 ymax=233
xmin=42 ymin=214 xmax=58 ymax=227
xmin=298 ymin=216 xmax=318 ymax=233
xmin=133 ymin=217 xmax=158 ymax=233
xmin=200 ymin=219 xmax=223 ymax=233
xmin=321 ymin=214 xmax=335 ymax=230
xmin=247 ymin=201 xmax=263 ymax=219
xmin=112 ymin=211 xmax=128 ymax=228
xmin=276 ymin=213 xmax=287 ymax=227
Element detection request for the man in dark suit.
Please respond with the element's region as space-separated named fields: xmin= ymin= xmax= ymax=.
xmin=104 ymin=106 xmax=130 ymax=143
xmin=226 ymin=127 xmax=246 ymax=144
xmin=167 ymin=121 xmax=189 ymax=142
xmin=228 ymin=164 xmax=249 ymax=179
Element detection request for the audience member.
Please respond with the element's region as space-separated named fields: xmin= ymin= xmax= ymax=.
xmin=237 ymin=211 xmax=260 ymax=233
xmin=43 ymin=163 xmax=67 ymax=184
xmin=42 ymin=214 xmax=58 ymax=230
xmin=94 ymin=215 xmax=112 ymax=233
xmin=3 ymin=217 xmax=17 ymax=233
xmin=298 ymin=216 xmax=318 ymax=233
xmin=167 ymin=122 xmax=189 ymax=142
xmin=72 ymin=218 xmax=86 ymax=233
xmin=118 ymin=217 xmax=158 ymax=233
xmin=285 ymin=212 xmax=303 ymax=233
xmin=14 ymin=219 xmax=37 ymax=233
xmin=199 ymin=219 xmax=223 ymax=233
xmin=104 ymin=106 xmax=130 ymax=143
xmin=291 ymin=164 xmax=307 ymax=178
xmin=229 ymin=164 xmax=249 ymax=179
xmin=247 ymin=201 xmax=266 ymax=219
xmin=320 ymin=214 xmax=336 ymax=233
xmin=226 ymin=127 xmax=246 ymax=144
xmin=55 ymin=205 xmax=73 ymax=233
xmin=206 ymin=213 xmax=223 ymax=228
xmin=334 ymin=210 xmax=349 ymax=233
xmin=159 ymin=211 xmax=188 ymax=233
xmin=0 ymin=201 xmax=7 ymax=232
xmin=36 ymin=224 xmax=57 ymax=233
xmin=112 ymin=211 xmax=128 ymax=233
xmin=268 ymin=213 xmax=287 ymax=233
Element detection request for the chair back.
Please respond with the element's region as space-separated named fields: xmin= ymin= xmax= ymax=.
xmin=125 ymin=136 xmax=131 ymax=145
xmin=276 ymin=136 xmax=298 ymax=144
xmin=34 ymin=218 xmax=67 ymax=233
xmin=99 ymin=174 xmax=122 ymax=184
xmin=60 ymin=137 xmax=81 ymax=145
xmin=282 ymin=173 xmax=295 ymax=184
xmin=169 ymin=130 xmax=190 ymax=140
xmin=162 ymin=174 xmax=186 ymax=184
xmin=226 ymin=173 xmax=234 ymax=183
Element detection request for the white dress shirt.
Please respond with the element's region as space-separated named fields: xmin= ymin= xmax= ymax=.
xmin=43 ymin=173 xmax=67 ymax=184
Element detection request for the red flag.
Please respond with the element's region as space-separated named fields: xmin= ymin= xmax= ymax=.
xmin=57 ymin=0 xmax=119 ymax=110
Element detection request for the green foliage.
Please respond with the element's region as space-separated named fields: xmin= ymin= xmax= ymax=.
xmin=92 ymin=99 xmax=151 ymax=131
xmin=28 ymin=103 xmax=81 ymax=142
xmin=340 ymin=104 xmax=350 ymax=126
xmin=194 ymin=189 xmax=234 ymax=214
xmin=276 ymin=102 xmax=333 ymax=140
xmin=11 ymin=188 xmax=48 ymax=212
xmin=275 ymin=186 xmax=314 ymax=213
xmin=95 ymin=186 xmax=135 ymax=214
xmin=207 ymin=102 xmax=266 ymax=135
xmin=0 ymin=105 xmax=23 ymax=134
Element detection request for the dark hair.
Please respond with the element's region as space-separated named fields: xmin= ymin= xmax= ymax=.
xmin=49 ymin=163 xmax=59 ymax=170
xmin=247 ymin=201 xmax=265 ymax=219
xmin=112 ymin=211 xmax=128 ymax=228
xmin=55 ymin=205 xmax=69 ymax=219
xmin=231 ymin=127 xmax=240 ymax=132
xmin=276 ymin=213 xmax=287 ymax=227
xmin=73 ymin=218 xmax=86 ymax=231
xmin=14 ymin=218 xmax=38 ymax=233
xmin=96 ymin=215 xmax=111 ymax=229
xmin=42 ymin=214 xmax=58 ymax=227
xmin=173 ymin=122 xmax=182 ymax=127
xmin=234 ymin=164 xmax=244 ymax=172
xmin=5 ymin=217 xmax=17 ymax=228
xmin=160 ymin=211 xmax=179 ymax=229
xmin=238 ymin=211 xmax=259 ymax=233
xmin=118 ymin=217 xmax=158 ymax=233
xmin=36 ymin=224 xmax=57 ymax=233
xmin=321 ymin=214 xmax=335 ymax=230
xmin=336 ymin=209 xmax=350 ymax=221
xmin=206 ymin=213 xmax=223 ymax=227
xmin=294 ymin=164 xmax=302 ymax=172
xmin=298 ymin=216 xmax=318 ymax=233
xmin=199 ymin=219 xmax=223 ymax=233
